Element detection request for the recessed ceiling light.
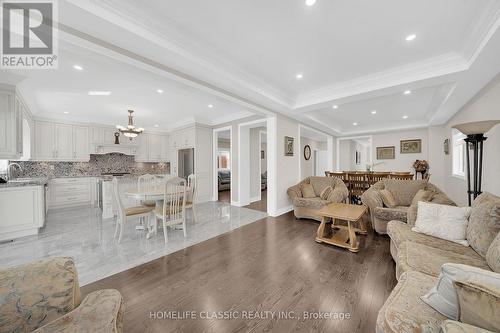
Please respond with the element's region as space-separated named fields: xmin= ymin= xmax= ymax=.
xmin=157 ymin=89 xmax=163 ymax=93
xmin=63 ymin=111 xmax=69 ymax=114
xmin=88 ymin=91 xmax=111 ymax=96
xmin=73 ymin=65 xmax=83 ymax=71
xmin=402 ymin=115 xmax=409 ymax=119
xmin=405 ymin=34 xmax=416 ymax=41
xmin=371 ymin=110 xmax=377 ymax=114
xmin=296 ymin=73 xmax=303 ymax=79
xmin=305 ymin=0 xmax=317 ymax=6
xmin=404 ymin=90 xmax=412 ymax=95
xmin=332 ymin=105 xmax=338 ymax=109
xmin=208 ymin=104 xmax=214 ymax=108
xmin=154 ymin=124 xmax=159 ymax=128
xmin=353 ymin=122 xmax=358 ymax=126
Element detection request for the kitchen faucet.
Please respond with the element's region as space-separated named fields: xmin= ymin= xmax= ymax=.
xmin=7 ymin=163 xmax=23 ymax=181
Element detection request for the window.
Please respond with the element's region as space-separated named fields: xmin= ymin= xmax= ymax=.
xmin=452 ymin=129 xmax=466 ymax=178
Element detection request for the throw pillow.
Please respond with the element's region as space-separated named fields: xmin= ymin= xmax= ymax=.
xmin=421 ymin=263 xmax=500 ymax=320
xmin=486 ymin=231 xmax=500 ymax=273
xmin=411 ymin=189 xmax=435 ymax=206
xmin=300 ymin=183 xmax=316 ymax=198
xmin=430 ymin=193 xmax=456 ymax=206
xmin=320 ymin=186 xmax=333 ymax=200
xmin=380 ymin=189 xmax=397 ymax=208
xmin=412 ymin=201 xmax=472 ymax=246
xmin=466 ymin=192 xmax=500 ymax=258
xmin=384 ymin=179 xmax=427 ymax=206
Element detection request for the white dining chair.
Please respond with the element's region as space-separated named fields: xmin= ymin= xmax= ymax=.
xmin=154 ymin=177 xmax=187 ymax=243
xmin=112 ymin=177 xmax=154 ymax=243
xmin=138 ymin=174 xmax=157 ymax=207
xmin=187 ymin=174 xmax=198 ymax=223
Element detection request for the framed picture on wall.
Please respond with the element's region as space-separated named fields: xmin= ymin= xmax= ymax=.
xmin=284 ymin=136 xmax=294 ymax=156
xmin=376 ymin=146 xmax=395 ymax=159
xmin=400 ymin=139 xmax=422 ymax=154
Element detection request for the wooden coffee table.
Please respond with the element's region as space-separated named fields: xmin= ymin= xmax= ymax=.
xmin=315 ymin=203 xmax=367 ymax=252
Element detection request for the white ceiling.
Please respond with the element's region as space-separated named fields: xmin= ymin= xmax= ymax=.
xmin=3 ymin=0 xmax=500 ymax=135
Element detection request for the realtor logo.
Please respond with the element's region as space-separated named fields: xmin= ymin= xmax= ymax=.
xmin=1 ymin=0 xmax=58 ymax=69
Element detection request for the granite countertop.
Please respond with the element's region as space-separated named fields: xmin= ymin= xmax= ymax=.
xmin=0 ymin=177 xmax=49 ymax=188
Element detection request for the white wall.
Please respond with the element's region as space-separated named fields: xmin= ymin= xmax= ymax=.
xmin=301 ymin=137 xmax=326 ymax=178
xmin=273 ymin=115 xmax=300 ymax=215
xmin=433 ymin=73 xmax=500 ymax=206
xmin=371 ymin=128 xmax=429 ymax=173
xmin=338 ymin=140 xmax=351 ymax=171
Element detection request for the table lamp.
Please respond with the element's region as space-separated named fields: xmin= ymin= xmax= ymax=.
xmin=453 ymin=120 xmax=500 ymax=205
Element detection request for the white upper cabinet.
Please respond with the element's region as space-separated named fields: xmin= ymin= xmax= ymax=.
xmin=34 ymin=121 xmax=90 ymax=161
xmin=134 ymin=133 xmax=169 ymax=162
xmin=0 ymin=87 xmax=22 ymax=159
xmin=35 ymin=121 xmax=55 ymax=160
xmin=73 ymin=126 xmax=89 ymax=160
xmin=55 ymin=124 xmax=73 ymax=159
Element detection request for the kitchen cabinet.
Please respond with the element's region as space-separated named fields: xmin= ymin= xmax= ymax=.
xmin=48 ymin=177 xmax=92 ymax=209
xmin=0 ymin=86 xmax=23 ymax=159
xmin=34 ymin=121 xmax=90 ymax=161
xmin=134 ymin=133 xmax=169 ymax=162
xmin=0 ymin=185 xmax=45 ymax=241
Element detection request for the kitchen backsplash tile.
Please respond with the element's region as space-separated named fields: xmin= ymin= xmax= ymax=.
xmin=10 ymin=153 xmax=170 ymax=178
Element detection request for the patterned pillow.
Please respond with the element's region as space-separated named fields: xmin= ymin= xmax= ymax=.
xmin=467 ymin=192 xmax=500 ymax=258
xmin=380 ymin=189 xmax=398 ymax=208
xmin=384 ymin=179 xmax=427 ymax=206
xmin=486 ymin=231 xmax=500 ymax=273
xmin=300 ymin=183 xmax=316 ymax=198
xmin=411 ymin=189 xmax=435 ymax=206
xmin=320 ymin=186 xmax=333 ymax=200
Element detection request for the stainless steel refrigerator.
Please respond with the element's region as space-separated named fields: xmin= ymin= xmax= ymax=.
xmin=178 ymin=148 xmax=194 ymax=179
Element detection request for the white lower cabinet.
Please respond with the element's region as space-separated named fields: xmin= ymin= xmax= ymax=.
xmin=49 ymin=178 xmax=92 ymax=209
xmin=0 ymin=186 xmax=44 ymax=241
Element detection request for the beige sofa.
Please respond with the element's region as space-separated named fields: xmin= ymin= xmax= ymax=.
xmin=0 ymin=257 xmax=124 ymax=333
xmin=361 ymin=179 xmax=455 ymax=234
xmin=377 ymin=192 xmax=500 ymax=333
xmin=287 ymin=176 xmax=349 ymax=221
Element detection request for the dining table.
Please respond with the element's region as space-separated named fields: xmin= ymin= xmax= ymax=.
xmin=123 ymin=185 xmax=192 ymax=237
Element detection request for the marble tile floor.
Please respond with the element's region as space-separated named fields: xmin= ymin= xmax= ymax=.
xmin=0 ymin=201 xmax=267 ymax=285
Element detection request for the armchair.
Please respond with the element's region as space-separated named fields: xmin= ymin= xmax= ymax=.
xmin=361 ymin=179 xmax=455 ymax=234
xmin=287 ymin=176 xmax=349 ymax=221
xmin=0 ymin=257 xmax=123 ymax=333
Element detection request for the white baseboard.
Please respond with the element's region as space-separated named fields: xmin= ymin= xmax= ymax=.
xmin=269 ymin=205 xmax=293 ymax=217
xmin=231 ymin=200 xmax=243 ymax=207
xmin=250 ymin=196 xmax=261 ymax=203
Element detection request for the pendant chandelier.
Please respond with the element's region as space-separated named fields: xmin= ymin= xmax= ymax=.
xmin=116 ymin=110 xmax=144 ymax=140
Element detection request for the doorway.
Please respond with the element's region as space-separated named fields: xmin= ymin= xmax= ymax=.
xmin=336 ymin=136 xmax=373 ymax=172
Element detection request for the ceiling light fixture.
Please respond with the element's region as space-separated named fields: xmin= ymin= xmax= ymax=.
xmin=296 ymin=73 xmax=303 ymax=79
xmin=402 ymin=115 xmax=409 ymax=119
xmin=208 ymin=104 xmax=214 ymax=108
xmin=353 ymin=122 xmax=358 ymax=126
xmin=116 ymin=110 xmax=144 ymax=140
xmin=404 ymin=90 xmax=412 ymax=95
xmin=332 ymin=105 xmax=338 ymax=109
xmin=405 ymin=34 xmax=416 ymax=41
xmin=63 ymin=111 xmax=69 ymax=114
xmin=305 ymin=0 xmax=317 ymax=6
xmin=88 ymin=91 xmax=111 ymax=96
xmin=157 ymin=89 xmax=163 ymax=93
xmin=73 ymin=65 xmax=83 ymax=71
xmin=371 ymin=110 xmax=377 ymax=114
xmin=154 ymin=124 xmax=159 ymax=128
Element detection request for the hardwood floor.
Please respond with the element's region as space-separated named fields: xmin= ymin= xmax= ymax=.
xmin=244 ymin=190 xmax=267 ymax=213
xmin=82 ymin=212 xmax=396 ymax=333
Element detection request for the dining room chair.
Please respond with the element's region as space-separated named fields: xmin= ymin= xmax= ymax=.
xmin=187 ymin=173 xmax=198 ymax=223
xmin=389 ymin=172 xmax=414 ymax=180
xmin=154 ymin=177 xmax=188 ymax=243
xmin=138 ymin=174 xmax=158 ymax=207
xmin=366 ymin=172 xmax=391 ymax=186
xmin=112 ymin=177 xmax=154 ymax=243
xmin=347 ymin=172 xmax=367 ymax=204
